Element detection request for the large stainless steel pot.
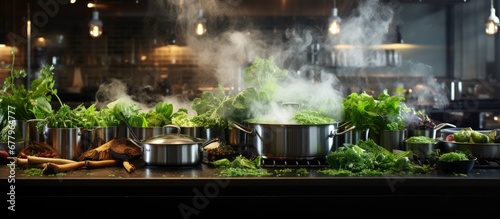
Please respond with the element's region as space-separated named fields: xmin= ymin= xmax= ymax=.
xmin=233 ymin=122 xmax=354 ymax=159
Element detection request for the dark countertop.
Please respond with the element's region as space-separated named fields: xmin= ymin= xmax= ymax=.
xmin=3 ymin=159 xmax=500 ymax=216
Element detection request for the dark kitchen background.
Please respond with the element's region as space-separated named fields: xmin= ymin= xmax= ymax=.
xmin=1 ymin=0 xmax=500 ymax=129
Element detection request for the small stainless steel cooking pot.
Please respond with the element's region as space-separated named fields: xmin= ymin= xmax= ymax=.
xmin=120 ymin=112 xmax=209 ymax=166
xmin=140 ymin=130 xmax=206 ymax=166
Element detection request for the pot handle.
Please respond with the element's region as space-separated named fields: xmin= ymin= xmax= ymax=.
xmin=201 ymin=137 xmax=220 ymax=149
xmin=329 ymin=125 xmax=356 ymax=137
xmin=27 ymin=119 xmax=46 ymax=123
xmin=232 ymin=122 xmax=254 ymax=135
xmin=281 ymin=102 xmax=300 ymax=109
xmin=163 ymin=124 xmax=181 ymax=135
xmin=434 ymin=123 xmax=456 ymax=131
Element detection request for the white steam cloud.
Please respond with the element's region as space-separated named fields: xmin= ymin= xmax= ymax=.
xmin=96 ymin=0 xmax=449 ymax=122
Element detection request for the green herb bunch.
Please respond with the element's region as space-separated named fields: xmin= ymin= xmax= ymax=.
xmin=0 ymin=51 xmax=60 ymax=129
xmin=342 ymin=89 xmax=409 ymax=135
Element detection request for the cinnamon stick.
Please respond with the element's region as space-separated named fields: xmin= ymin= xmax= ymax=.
xmin=27 ymin=156 xmax=76 ymax=165
xmin=42 ymin=160 xmax=119 ymax=175
xmin=122 ymin=160 xmax=136 ymax=173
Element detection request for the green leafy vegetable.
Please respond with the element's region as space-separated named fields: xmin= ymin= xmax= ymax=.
xmin=439 ymin=151 xmax=469 ymax=162
xmin=453 ymin=127 xmax=472 ymax=143
xmin=243 ymin=56 xmax=288 ymax=100
xmin=171 ymin=108 xmax=201 ymax=127
xmin=342 ymin=89 xmax=408 ymax=135
xmin=323 ymin=139 xmax=431 ymax=176
xmin=292 ymin=109 xmax=336 ymax=124
xmin=1 ymin=51 xmax=60 ymax=129
xmin=405 ymin=136 xmax=437 ymax=143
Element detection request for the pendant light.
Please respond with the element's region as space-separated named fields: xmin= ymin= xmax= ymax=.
xmin=194 ymin=0 xmax=207 ymax=36
xmin=486 ymin=0 xmax=499 ymax=35
xmin=89 ymin=0 xmax=103 ymax=38
xmin=328 ymin=0 xmax=341 ymax=35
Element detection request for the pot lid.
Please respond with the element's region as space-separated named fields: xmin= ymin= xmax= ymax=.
xmin=142 ymin=133 xmax=204 ymax=145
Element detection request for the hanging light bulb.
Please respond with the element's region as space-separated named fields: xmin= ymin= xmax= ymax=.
xmin=486 ymin=0 xmax=499 ymax=35
xmin=89 ymin=2 xmax=103 ymax=38
xmin=194 ymin=8 xmax=207 ymax=36
xmin=328 ymin=0 xmax=341 ymax=35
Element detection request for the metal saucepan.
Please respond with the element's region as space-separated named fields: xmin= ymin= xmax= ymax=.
xmin=121 ymin=113 xmax=209 ymax=167
xmin=232 ymin=121 xmax=355 ymax=159
xmin=407 ymin=123 xmax=457 ymax=139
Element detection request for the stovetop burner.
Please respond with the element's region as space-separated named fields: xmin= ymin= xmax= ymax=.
xmin=260 ymin=157 xmax=327 ymax=168
xmin=474 ymin=159 xmax=500 ymax=168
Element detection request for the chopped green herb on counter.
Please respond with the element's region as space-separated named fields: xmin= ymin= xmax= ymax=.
xmin=22 ymin=168 xmax=66 ymax=177
xmin=296 ymin=168 xmax=309 ymax=176
xmin=23 ymin=168 xmax=44 ymax=176
xmin=219 ymin=168 xmax=271 ymax=177
xmin=210 ymin=155 xmax=271 ymax=177
xmin=274 ymin=168 xmax=293 ymax=177
xmin=273 ymin=168 xmax=309 ymax=177
xmin=320 ymin=139 xmax=434 ymax=176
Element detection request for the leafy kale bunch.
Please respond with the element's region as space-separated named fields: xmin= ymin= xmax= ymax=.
xmin=243 ymin=55 xmax=288 ymax=102
xmin=171 ymin=108 xmax=201 ymax=127
xmin=324 ymin=139 xmax=431 ymax=176
xmin=104 ymin=99 xmax=174 ymax=128
xmin=0 ymin=52 xmax=60 ymax=129
xmin=191 ymin=84 xmax=260 ymax=129
xmin=191 ymin=56 xmax=287 ymax=129
xmin=342 ymin=89 xmax=409 ymax=135
xmin=144 ymin=101 xmax=173 ymax=127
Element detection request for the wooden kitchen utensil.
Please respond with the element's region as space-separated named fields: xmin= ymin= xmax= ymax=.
xmin=109 ymin=137 xmax=142 ymax=173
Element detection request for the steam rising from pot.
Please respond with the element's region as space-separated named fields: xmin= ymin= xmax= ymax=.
xmin=95 ymin=0 xmax=449 ymax=122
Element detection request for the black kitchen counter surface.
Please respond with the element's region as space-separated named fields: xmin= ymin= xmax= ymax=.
xmin=3 ymin=160 xmax=500 ymax=217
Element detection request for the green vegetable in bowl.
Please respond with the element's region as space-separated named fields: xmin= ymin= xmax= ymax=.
xmin=438 ymin=151 xmax=469 ymax=162
xmin=292 ymin=109 xmax=336 ymax=124
xmin=487 ymin=129 xmax=497 ymax=143
xmin=405 ymin=136 xmax=436 ymax=144
xmin=453 ymin=128 xmax=472 ymax=143
xmin=471 ymin=131 xmax=489 ymax=143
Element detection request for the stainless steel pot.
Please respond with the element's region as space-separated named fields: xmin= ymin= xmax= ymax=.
xmin=165 ymin=125 xmax=208 ymax=139
xmin=120 ymin=112 xmax=209 ymax=167
xmin=45 ymin=127 xmax=82 ymax=160
xmin=233 ymin=122 xmax=354 ymax=159
xmin=129 ymin=126 xmax=165 ymax=141
xmin=140 ymin=130 xmax=206 ymax=166
xmin=407 ymin=123 xmax=456 ymax=139
xmin=403 ymin=141 xmax=439 ymax=160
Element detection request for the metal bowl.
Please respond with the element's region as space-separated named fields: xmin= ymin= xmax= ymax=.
xmin=439 ymin=127 xmax=490 ymax=139
xmin=437 ymin=157 xmax=476 ymax=174
xmin=403 ymin=141 xmax=439 ymax=160
xmin=439 ymin=140 xmax=500 ymax=159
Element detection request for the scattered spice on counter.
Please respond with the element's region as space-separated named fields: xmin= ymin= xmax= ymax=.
xmin=296 ymin=168 xmax=309 ymax=176
xmin=274 ymin=168 xmax=293 ymax=177
xmin=219 ymin=168 xmax=271 ymax=177
xmin=23 ymin=168 xmax=44 ymax=176
xmin=22 ymin=168 xmax=66 ymax=177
